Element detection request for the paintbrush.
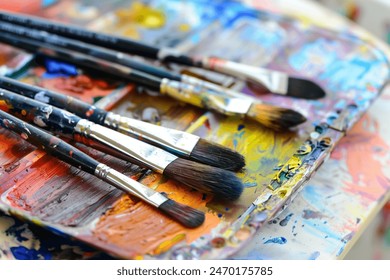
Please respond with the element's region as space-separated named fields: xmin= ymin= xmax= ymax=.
xmin=0 ymin=109 xmax=205 ymax=228
xmin=0 ymin=31 xmax=306 ymax=130
xmin=0 ymin=88 xmax=244 ymax=201
xmin=0 ymin=76 xmax=245 ymax=171
xmin=0 ymin=21 xmax=306 ymax=131
xmin=0 ymin=11 xmax=326 ymax=99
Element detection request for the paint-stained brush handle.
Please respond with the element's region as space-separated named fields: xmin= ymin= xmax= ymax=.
xmin=0 ymin=88 xmax=178 ymax=173
xmin=0 ymin=76 xmax=108 ymax=125
xmin=0 ymin=88 xmax=82 ymax=135
xmin=0 ymin=77 xmax=201 ymax=158
xmin=0 ymin=109 xmax=99 ymax=174
xmin=0 ymin=109 xmax=205 ymax=228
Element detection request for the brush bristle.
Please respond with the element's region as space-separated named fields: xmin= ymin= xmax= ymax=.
xmin=164 ymin=158 xmax=244 ymax=201
xmin=287 ymin=78 xmax=326 ymax=99
xmin=158 ymin=199 xmax=205 ymax=228
xmin=190 ymin=139 xmax=245 ymax=171
xmin=247 ymin=103 xmax=307 ymax=131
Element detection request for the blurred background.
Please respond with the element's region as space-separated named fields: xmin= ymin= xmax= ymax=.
xmin=310 ymin=0 xmax=390 ymax=260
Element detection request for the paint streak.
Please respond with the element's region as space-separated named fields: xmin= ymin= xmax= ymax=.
xmin=4 ymin=149 xmax=144 ymax=227
xmin=264 ymin=237 xmax=287 ymax=245
xmin=302 ymin=209 xmax=326 ymax=220
xmin=333 ymin=114 xmax=390 ymax=202
xmin=309 ymin=251 xmax=320 ymax=260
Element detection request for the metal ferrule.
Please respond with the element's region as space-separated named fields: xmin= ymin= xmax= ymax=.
xmin=202 ymin=58 xmax=289 ymax=95
xmin=95 ymin=163 xmax=168 ymax=207
xmin=104 ymin=112 xmax=200 ymax=156
xmin=160 ymin=78 xmax=252 ymax=117
xmin=182 ymin=75 xmax=258 ymax=102
xmin=74 ymin=119 xmax=177 ymax=173
xmin=157 ymin=47 xmax=184 ymax=60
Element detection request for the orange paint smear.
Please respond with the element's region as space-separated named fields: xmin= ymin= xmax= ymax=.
xmin=92 ymin=179 xmax=219 ymax=258
xmin=332 ymin=114 xmax=390 ymax=202
xmin=0 ymin=128 xmax=35 ymax=166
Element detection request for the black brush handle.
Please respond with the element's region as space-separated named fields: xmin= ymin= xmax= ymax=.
xmin=0 ymin=76 xmax=107 ymax=125
xmin=0 ymin=32 xmax=163 ymax=91
xmin=0 ymin=11 xmax=196 ymax=66
xmin=0 ymin=21 xmax=182 ymax=82
xmin=0 ymin=88 xmax=81 ymax=135
xmin=0 ymin=109 xmax=99 ymax=174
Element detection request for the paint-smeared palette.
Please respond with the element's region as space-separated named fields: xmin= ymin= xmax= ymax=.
xmin=0 ymin=0 xmax=389 ymax=259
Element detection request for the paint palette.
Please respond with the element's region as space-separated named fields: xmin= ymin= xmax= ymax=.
xmin=0 ymin=0 xmax=389 ymax=259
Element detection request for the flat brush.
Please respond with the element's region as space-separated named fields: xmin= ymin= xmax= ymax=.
xmin=0 ymin=22 xmax=306 ymax=131
xmin=0 ymin=109 xmax=205 ymax=228
xmin=0 ymin=11 xmax=326 ymax=99
xmin=0 ymin=76 xmax=245 ymax=171
xmin=0 ymin=32 xmax=306 ymax=130
xmin=0 ymin=88 xmax=244 ymax=201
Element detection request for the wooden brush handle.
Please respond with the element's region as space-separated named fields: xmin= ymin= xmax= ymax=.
xmin=0 ymin=77 xmax=107 ymax=125
xmin=0 ymin=109 xmax=99 ymax=174
xmin=0 ymin=88 xmax=81 ymax=135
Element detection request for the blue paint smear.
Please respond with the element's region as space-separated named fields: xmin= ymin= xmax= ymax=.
xmin=10 ymin=246 xmax=50 ymax=260
xmin=289 ymin=38 xmax=338 ymax=72
xmin=279 ymin=213 xmax=293 ymax=226
xmin=42 ymin=58 xmax=78 ymax=78
xmin=264 ymin=237 xmax=287 ymax=245
xmin=244 ymin=182 xmax=258 ymax=188
xmin=320 ymin=58 xmax=383 ymax=91
xmin=309 ymin=251 xmax=320 ymax=260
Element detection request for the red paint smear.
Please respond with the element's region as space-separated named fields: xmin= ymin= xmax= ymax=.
xmin=332 ymin=114 xmax=390 ymax=203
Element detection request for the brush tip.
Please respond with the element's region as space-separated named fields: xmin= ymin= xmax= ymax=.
xmin=158 ymin=199 xmax=205 ymax=228
xmin=287 ymin=78 xmax=326 ymax=99
xmin=189 ymin=139 xmax=245 ymax=171
xmin=247 ymin=103 xmax=307 ymax=131
xmin=164 ymin=158 xmax=244 ymax=201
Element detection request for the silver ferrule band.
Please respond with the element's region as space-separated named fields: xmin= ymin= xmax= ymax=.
xmin=75 ymin=119 xmax=177 ymax=173
xmin=95 ymin=163 xmax=168 ymax=207
xmin=160 ymin=78 xmax=252 ymax=117
xmin=157 ymin=47 xmax=184 ymax=61
xmin=182 ymin=75 xmax=258 ymax=102
xmin=104 ymin=112 xmax=200 ymax=156
xmin=202 ymin=58 xmax=289 ymax=95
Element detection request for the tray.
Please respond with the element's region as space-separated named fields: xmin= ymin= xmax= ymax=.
xmin=0 ymin=0 xmax=389 ymax=259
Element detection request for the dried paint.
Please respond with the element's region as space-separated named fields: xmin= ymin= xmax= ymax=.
xmin=3 ymin=149 xmax=143 ymax=227
xmin=263 ymin=237 xmax=287 ymax=245
xmin=302 ymin=209 xmax=326 ymax=220
xmin=0 ymin=0 xmax=389 ymax=260
xmin=279 ymin=213 xmax=293 ymax=226
xmin=91 ymin=181 xmax=220 ymax=257
xmin=115 ymin=2 xmax=166 ymax=29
